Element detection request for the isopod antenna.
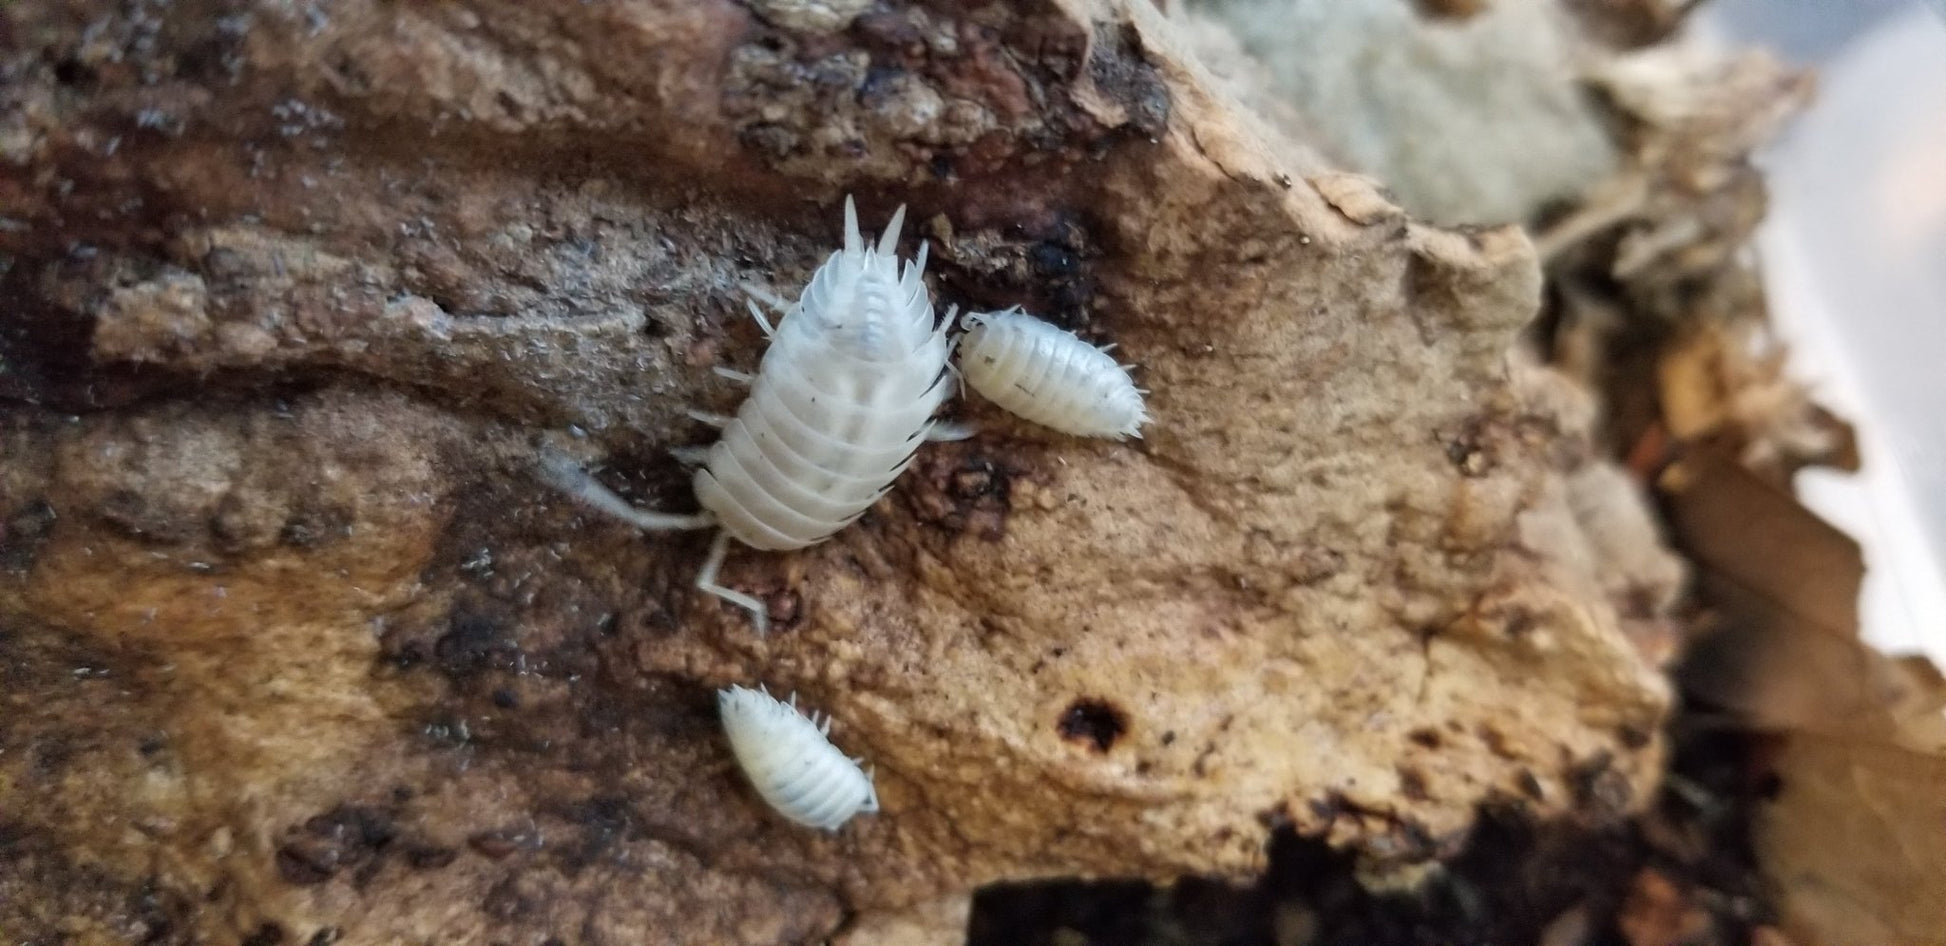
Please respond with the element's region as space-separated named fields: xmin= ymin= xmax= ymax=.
xmin=533 ymin=448 xmax=715 ymax=532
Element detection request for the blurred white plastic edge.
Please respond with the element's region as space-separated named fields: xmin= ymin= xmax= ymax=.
xmin=1764 ymin=223 xmax=1946 ymax=664
xmin=1698 ymin=3 xmax=1946 ymax=666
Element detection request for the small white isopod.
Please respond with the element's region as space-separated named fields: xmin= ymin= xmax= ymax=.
xmin=718 ymin=684 xmax=879 ymax=831
xmin=537 ymin=196 xmax=961 ymax=635
xmin=955 ymin=307 xmax=1149 ymax=440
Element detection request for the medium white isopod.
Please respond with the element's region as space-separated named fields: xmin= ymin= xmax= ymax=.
xmin=955 ymin=307 xmax=1149 ymax=440
xmin=537 ymin=197 xmax=958 ymax=635
xmin=718 ymin=684 xmax=879 ymax=831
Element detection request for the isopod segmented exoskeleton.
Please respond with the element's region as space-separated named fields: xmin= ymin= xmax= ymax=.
xmin=688 ymin=198 xmax=956 ymax=633
xmin=718 ymin=684 xmax=879 ymax=831
xmin=955 ymin=307 xmax=1149 ymax=440
xmin=536 ymin=197 xmax=956 ymax=635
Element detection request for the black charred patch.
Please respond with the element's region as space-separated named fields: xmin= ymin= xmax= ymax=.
xmin=51 ymin=55 xmax=95 ymax=89
xmin=434 ymin=607 xmax=521 ymax=679
xmin=1029 ymin=240 xmax=1079 ymax=279
xmin=1031 ymin=239 xmax=1096 ymax=322
xmin=274 ymin=805 xmax=397 ymax=887
xmin=1057 ymin=698 xmax=1128 ymax=752
xmin=272 ymin=801 xmax=462 ymax=890
xmin=969 ymin=879 xmax=1154 ymax=946
xmin=905 ymin=447 xmax=1022 ymax=541
xmin=927 ymin=210 xmax=1100 ymax=328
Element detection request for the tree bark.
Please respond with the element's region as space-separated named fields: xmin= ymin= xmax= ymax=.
xmin=0 ymin=1 xmax=1676 ymax=941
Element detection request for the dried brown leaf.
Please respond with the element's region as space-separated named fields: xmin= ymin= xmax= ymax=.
xmin=1758 ymin=736 xmax=1946 ymax=946
xmin=1656 ymin=320 xmax=1848 ymax=480
xmin=1659 ymin=448 xmax=1861 ymax=638
xmin=1659 ymin=441 xmax=1946 ymax=946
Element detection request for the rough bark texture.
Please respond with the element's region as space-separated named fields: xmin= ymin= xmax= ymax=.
xmin=0 ymin=1 xmax=1675 ymax=942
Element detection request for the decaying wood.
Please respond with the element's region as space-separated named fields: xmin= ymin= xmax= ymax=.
xmin=2 ymin=1 xmax=1688 ymax=942
xmin=1520 ymin=27 xmax=1946 ymax=946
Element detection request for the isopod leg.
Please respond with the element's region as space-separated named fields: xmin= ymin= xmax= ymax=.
xmin=668 ymin=445 xmax=711 ymax=467
xmin=925 ymin=420 xmax=978 ymax=442
xmin=713 ymin=366 xmax=757 ymax=385
xmin=696 ymin=530 xmax=771 ymax=636
xmin=743 ymin=299 xmax=778 ymax=338
xmin=687 ymin=410 xmax=734 ymax=428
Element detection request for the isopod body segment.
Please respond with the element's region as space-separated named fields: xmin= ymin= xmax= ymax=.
xmin=956 ymin=307 xmax=1149 ymax=440
xmin=718 ymin=684 xmax=879 ymax=831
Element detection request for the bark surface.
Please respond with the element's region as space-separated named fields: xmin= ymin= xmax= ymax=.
xmin=0 ymin=1 xmax=1674 ymax=942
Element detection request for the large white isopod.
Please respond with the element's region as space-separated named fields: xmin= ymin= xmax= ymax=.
xmin=538 ymin=197 xmax=958 ymax=635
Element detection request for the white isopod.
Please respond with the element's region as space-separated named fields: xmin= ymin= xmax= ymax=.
xmin=718 ymin=684 xmax=879 ymax=831
xmin=538 ymin=197 xmax=957 ymax=635
xmin=955 ymin=307 xmax=1149 ymax=440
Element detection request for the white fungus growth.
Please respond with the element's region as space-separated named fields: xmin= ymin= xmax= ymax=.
xmin=1183 ymin=0 xmax=1618 ymax=224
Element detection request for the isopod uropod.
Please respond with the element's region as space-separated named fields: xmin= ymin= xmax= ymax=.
xmin=718 ymin=684 xmax=879 ymax=831
xmin=955 ymin=307 xmax=1149 ymax=440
